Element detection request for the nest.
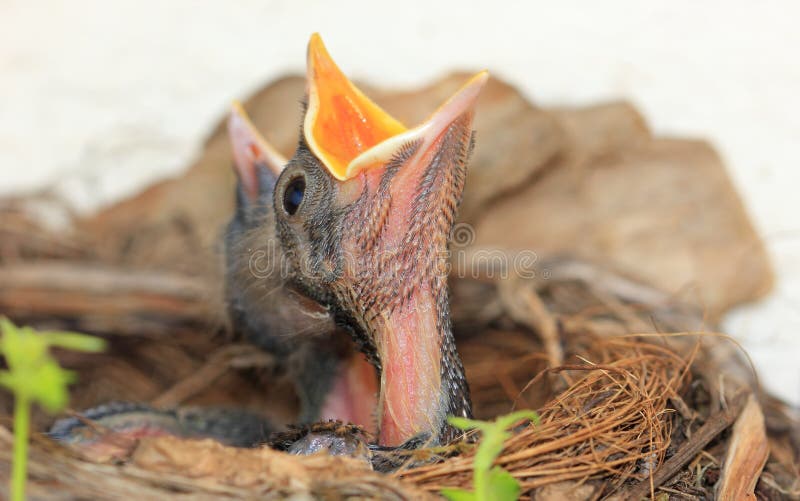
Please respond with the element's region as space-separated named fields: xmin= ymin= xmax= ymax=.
xmin=0 ymin=223 xmax=796 ymax=499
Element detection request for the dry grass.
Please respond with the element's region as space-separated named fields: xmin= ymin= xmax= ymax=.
xmin=1 ymin=332 xmax=697 ymax=500
xmin=398 ymin=335 xmax=693 ymax=495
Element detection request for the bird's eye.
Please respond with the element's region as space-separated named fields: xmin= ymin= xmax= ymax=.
xmin=282 ymin=176 xmax=305 ymax=215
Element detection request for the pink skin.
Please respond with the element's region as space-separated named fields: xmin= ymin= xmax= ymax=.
xmin=377 ymin=289 xmax=442 ymax=446
xmin=319 ymin=352 xmax=379 ymax=434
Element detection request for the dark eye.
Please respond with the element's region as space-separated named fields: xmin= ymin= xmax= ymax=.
xmin=282 ymin=176 xmax=305 ymax=215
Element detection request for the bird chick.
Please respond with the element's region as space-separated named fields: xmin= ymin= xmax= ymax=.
xmin=267 ymin=34 xmax=487 ymax=447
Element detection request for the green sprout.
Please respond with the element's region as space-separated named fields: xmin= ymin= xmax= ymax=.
xmin=0 ymin=318 xmax=106 ymax=501
xmin=441 ymin=410 xmax=540 ymax=501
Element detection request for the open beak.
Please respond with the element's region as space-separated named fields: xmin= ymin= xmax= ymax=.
xmin=305 ymin=34 xmax=487 ymax=446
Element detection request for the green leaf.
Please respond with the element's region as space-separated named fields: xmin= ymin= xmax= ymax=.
xmin=0 ymin=370 xmax=13 ymax=391
xmin=485 ymin=467 xmax=520 ymax=501
xmin=43 ymin=331 xmax=107 ymax=352
xmin=472 ymin=427 xmax=507 ymax=471
xmin=0 ymin=317 xmax=105 ymax=413
xmin=28 ymin=361 xmax=75 ymax=413
xmin=443 ymin=411 xmax=539 ymax=501
xmin=1 ymin=318 xmax=106 ymax=501
xmin=441 ymin=488 xmax=476 ymax=501
xmin=493 ymin=410 xmax=541 ymax=430
xmin=0 ymin=322 xmax=48 ymax=370
xmin=448 ymin=416 xmax=488 ymax=432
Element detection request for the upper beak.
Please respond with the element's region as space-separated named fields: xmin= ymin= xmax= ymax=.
xmin=347 ymin=70 xmax=488 ymax=179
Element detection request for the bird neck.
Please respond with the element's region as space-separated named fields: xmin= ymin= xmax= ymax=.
xmin=362 ymin=285 xmax=471 ymax=447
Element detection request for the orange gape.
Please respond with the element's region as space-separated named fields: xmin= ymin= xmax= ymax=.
xmin=306 ymin=33 xmax=406 ymax=180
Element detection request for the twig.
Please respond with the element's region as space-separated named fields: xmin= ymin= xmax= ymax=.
xmin=0 ymin=262 xmax=214 ymax=335
xmin=499 ymin=278 xmax=563 ymax=367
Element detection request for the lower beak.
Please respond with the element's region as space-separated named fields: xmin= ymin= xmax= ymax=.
xmin=349 ymin=72 xmax=487 ymax=446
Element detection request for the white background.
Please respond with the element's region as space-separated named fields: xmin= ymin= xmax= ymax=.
xmin=1 ymin=1 xmax=798 ymax=404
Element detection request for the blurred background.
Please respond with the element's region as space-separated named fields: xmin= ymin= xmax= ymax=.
xmin=1 ymin=1 xmax=798 ymax=404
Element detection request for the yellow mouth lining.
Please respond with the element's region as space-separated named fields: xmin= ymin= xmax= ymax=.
xmin=304 ymin=33 xmax=406 ymax=180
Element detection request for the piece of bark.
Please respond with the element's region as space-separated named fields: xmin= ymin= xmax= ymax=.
xmin=132 ymin=435 xmax=433 ymax=499
xmin=717 ymin=394 xmax=769 ymax=500
xmin=0 ymin=262 xmax=218 ymax=334
xmin=549 ymin=101 xmax=651 ymax=162
xmin=532 ymin=480 xmax=599 ymax=500
xmin=0 ymin=427 xmax=430 ymax=500
xmin=498 ymin=277 xmax=563 ymax=367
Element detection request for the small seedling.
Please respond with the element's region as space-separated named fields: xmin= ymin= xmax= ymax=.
xmin=441 ymin=410 xmax=540 ymax=501
xmin=0 ymin=317 xmax=106 ymax=501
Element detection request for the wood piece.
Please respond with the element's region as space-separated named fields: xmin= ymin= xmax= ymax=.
xmin=0 ymin=427 xmax=431 ymax=500
xmin=716 ymin=394 xmax=769 ymax=500
xmin=0 ymin=262 xmax=217 ymax=334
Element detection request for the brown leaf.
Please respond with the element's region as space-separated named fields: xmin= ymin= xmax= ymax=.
xmin=472 ymin=137 xmax=772 ymax=318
